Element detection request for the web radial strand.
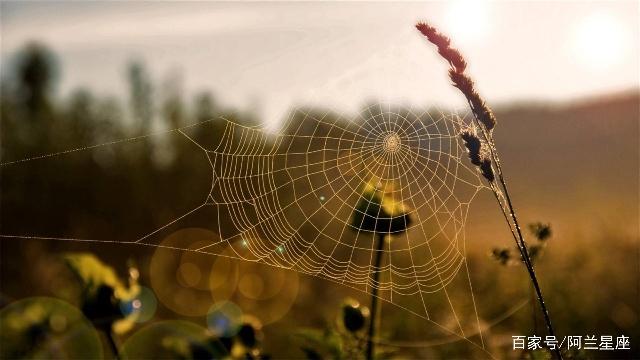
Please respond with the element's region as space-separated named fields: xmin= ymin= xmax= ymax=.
xmin=198 ymin=103 xmax=485 ymax=303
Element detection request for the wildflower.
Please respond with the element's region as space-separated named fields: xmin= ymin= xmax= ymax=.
xmin=63 ymin=253 xmax=140 ymax=335
xmin=351 ymin=181 xmax=412 ymax=234
xmin=237 ymin=322 xmax=258 ymax=349
xmin=341 ymin=301 xmax=369 ymax=333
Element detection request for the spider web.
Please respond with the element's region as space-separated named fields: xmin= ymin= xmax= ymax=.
xmin=1 ymin=102 xmax=496 ymax=356
xmin=190 ymin=103 xmax=484 ymax=292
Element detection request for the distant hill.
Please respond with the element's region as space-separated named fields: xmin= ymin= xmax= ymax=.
xmin=469 ymin=90 xmax=639 ymax=243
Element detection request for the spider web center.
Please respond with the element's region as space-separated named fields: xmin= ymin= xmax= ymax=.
xmin=382 ymin=132 xmax=402 ymax=154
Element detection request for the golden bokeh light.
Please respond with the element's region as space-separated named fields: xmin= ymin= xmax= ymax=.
xmin=209 ymin=246 xmax=299 ymax=326
xmin=0 ymin=297 xmax=103 ymax=359
xmin=150 ymin=228 xmax=222 ymax=317
xmin=150 ymin=228 xmax=299 ymax=324
xmin=178 ymin=262 xmax=202 ymax=288
xmin=120 ymin=321 xmax=217 ymax=359
xmin=206 ymin=301 xmax=243 ymax=337
xmin=238 ymin=273 xmax=265 ymax=300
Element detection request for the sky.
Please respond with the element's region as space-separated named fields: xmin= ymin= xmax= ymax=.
xmin=1 ymin=1 xmax=638 ymax=128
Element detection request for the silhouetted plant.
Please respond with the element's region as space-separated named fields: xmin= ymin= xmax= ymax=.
xmin=492 ymin=222 xmax=553 ymax=266
xmin=351 ymin=181 xmax=412 ymax=360
xmin=342 ymin=301 xmax=368 ymax=333
xmin=417 ymin=22 xmax=562 ymax=359
xmin=298 ymin=298 xmax=377 ymax=360
xmin=297 ymin=297 xmax=400 ymax=360
xmin=63 ymin=253 xmax=141 ymax=358
xmin=493 ymin=222 xmax=554 ymax=348
xmin=230 ymin=320 xmax=270 ymax=359
xmin=529 ymin=222 xmax=552 ymax=242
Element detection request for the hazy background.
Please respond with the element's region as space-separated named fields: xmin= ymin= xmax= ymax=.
xmin=1 ymin=1 xmax=639 ymax=359
xmin=2 ymin=1 xmax=638 ymax=128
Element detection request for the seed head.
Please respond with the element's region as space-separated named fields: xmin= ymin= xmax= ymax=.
xmin=460 ymin=131 xmax=482 ymax=166
xmin=528 ymin=245 xmax=542 ymax=263
xmin=478 ymin=107 xmax=497 ymax=131
xmin=351 ymin=181 xmax=413 ymax=234
xmin=415 ymin=23 xmax=450 ymax=49
xmin=480 ymin=158 xmax=495 ymax=182
xmin=416 ymin=21 xmax=497 ymax=132
xmin=449 ymin=70 xmax=474 ymax=95
xmin=492 ymin=248 xmax=511 ymax=265
xmin=528 ymin=222 xmax=552 ymax=242
xmin=439 ymin=47 xmax=467 ymax=73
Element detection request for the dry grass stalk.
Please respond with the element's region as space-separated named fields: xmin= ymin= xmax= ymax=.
xmin=416 ymin=21 xmax=562 ymax=360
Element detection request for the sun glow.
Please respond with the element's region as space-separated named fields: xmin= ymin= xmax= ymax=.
xmin=444 ymin=0 xmax=490 ymax=45
xmin=572 ymin=13 xmax=630 ymax=70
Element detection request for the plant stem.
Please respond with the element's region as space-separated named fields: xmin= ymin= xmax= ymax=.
xmin=416 ymin=20 xmax=560 ymax=358
xmin=531 ymin=285 xmax=538 ymax=335
xmin=366 ymin=233 xmax=385 ymax=360
xmin=468 ymin=111 xmax=562 ymax=359
xmin=104 ymin=330 xmax=120 ymax=360
xmin=498 ymin=178 xmax=562 ymax=360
